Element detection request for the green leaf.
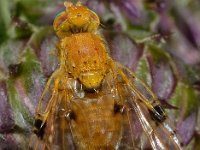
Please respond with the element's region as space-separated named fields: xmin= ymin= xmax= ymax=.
xmin=0 ymin=40 xmax=24 ymax=67
xmin=29 ymin=26 xmax=54 ymax=50
xmin=135 ymin=56 xmax=152 ymax=86
xmin=147 ymin=44 xmax=169 ymax=63
xmin=20 ymin=48 xmax=42 ymax=92
xmin=0 ymin=0 xmax=11 ymax=44
xmin=170 ymin=82 xmax=199 ymax=118
xmin=7 ymin=78 xmax=33 ymax=129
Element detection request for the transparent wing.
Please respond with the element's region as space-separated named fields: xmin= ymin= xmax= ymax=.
xmin=124 ymin=98 xmax=181 ymax=150
xmin=29 ymin=69 xmax=76 ymax=150
xmin=29 ymin=89 xmax=76 ymax=150
xmin=115 ymin=63 xmax=182 ymax=150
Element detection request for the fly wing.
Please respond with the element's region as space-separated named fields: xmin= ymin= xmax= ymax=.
xmin=124 ymin=97 xmax=181 ymax=150
xmin=29 ymin=71 xmax=76 ymax=150
xmin=119 ymin=102 xmax=148 ymax=149
xmin=115 ymin=63 xmax=182 ymax=150
xmin=29 ymin=90 xmax=76 ymax=150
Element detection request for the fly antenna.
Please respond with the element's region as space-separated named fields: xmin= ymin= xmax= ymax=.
xmin=64 ymin=1 xmax=73 ymax=10
xmin=76 ymin=1 xmax=82 ymax=6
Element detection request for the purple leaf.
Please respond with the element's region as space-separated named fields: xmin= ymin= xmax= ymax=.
xmin=86 ymin=0 xmax=108 ymax=17
xmin=0 ymin=134 xmax=18 ymax=150
xmin=147 ymin=45 xmax=177 ymax=100
xmin=105 ymin=32 xmax=143 ymax=70
xmin=30 ymin=28 xmax=59 ymax=77
xmin=177 ymin=112 xmax=197 ymax=146
xmin=112 ymin=0 xmax=145 ymax=25
xmin=156 ymin=13 xmax=173 ymax=36
xmin=39 ymin=35 xmax=59 ymax=77
xmin=0 ymin=81 xmax=15 ymax=133
xmin=172 ymin=6 xmax=200 ymax=49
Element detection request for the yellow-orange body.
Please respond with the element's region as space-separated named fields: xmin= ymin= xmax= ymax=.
xmin=53 ymin=1 xmax=99 ymax=38
xmin=70 ymin=94 xmax=123 ymax=149
xmin=29 ymin=1 xmax=182 ymax=150
xmin=30 ymin=2 xmax=124 ymax=149
xmin=60 ymin=33 xmax=108 ymax=89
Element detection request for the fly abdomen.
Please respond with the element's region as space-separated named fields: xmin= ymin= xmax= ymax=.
xmin=69 ymin=95 xmax=123 ymax=150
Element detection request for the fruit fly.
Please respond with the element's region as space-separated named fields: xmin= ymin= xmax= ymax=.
xmin=29 ymin=1 xmax=182 ymax=150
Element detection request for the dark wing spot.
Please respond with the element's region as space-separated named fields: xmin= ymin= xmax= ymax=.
xmin=149 ymin=105 xmax=166 ymax=123
xmin=68 ymin=111 xmax=76 ymax=120
xmin=82 ymin=81 xmax=102 ymax=93
xmin=114 ymin=103 xmax=123 ymax=114
xmin=180 ymin=142 xmax=184 ymax=147
xmin=33 ymin=118 xmax=46 ymax=139
xmin=84 ymin=88 xmax=97 ymax=93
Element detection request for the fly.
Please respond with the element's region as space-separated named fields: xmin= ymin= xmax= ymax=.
xmin=29 ymin=1 xmax=182 ymax=150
